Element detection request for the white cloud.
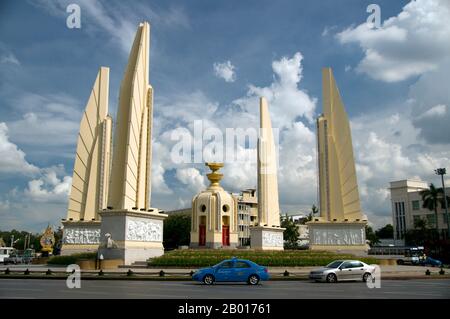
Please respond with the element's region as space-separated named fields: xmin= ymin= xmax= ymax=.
xmin=5 ymin=92 xmax=81 ymax=149
xmin=175 ymin=168 xmax=206 ymax=193
xmin=336 ymin=0 xmax=450 ymax=82
xmin=322 ymin=25 xmax=337 ymax=37
xmin=416 ymin=104 xmax=446 ymax=119
xmin=233 ymin=52 xmax=317 ymax=126
xmin=150 ymin=52 xmax=318 ymax=215
xmin=213 ymin=61 xmax=236 ymax=83
xmin=24 ymin=168 xmax=72 ymax=203
xmin=0 ymin=43 xmax=20 ymax=66
xmin=0 ymin=53 xmax=20 ymax=65
xmin=0 ymin=123 xmax=39 ymax=175
xmin=350 ymin=106 xmax=450 ymax=228
xmin=30 ymin=0 xmax=190 ymax=54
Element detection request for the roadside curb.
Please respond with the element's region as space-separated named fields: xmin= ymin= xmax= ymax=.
xmin=1 ymin=274 xmax=450 ymax=281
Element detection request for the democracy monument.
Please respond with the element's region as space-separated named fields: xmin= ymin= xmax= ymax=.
xmin=61 ymin=22 xmax=167 ymax=265
xmin=307 ymin=68 xmax=369 ymax=254
xmin=60 ymin=20 xmax=367 ymax=264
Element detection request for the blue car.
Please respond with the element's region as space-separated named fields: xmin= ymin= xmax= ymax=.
xmin=192 ymin=258 xmax=269 ymax=285
xmin=420 ymin=256 xmax=442 ymax=267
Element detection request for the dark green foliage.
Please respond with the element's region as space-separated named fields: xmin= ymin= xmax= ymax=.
xmin=365 ymin=226 xmax=380 ymax=246
xmin=0 ymin=229 xmax=42 ymax=250
xmin=147 ymin=249 xmax=378 ymax=267
xmin=163 ymin=212 xmax=191 ymax=249
xmin=375 ymin=224 xmax=394 ymax=239
xmin=47 ymin=252 xmax=97 ymax=265
xmin=420 ymin=183 xmax=444 ymax=231
xmin=281 ymin=214 xmax=299 ymax=248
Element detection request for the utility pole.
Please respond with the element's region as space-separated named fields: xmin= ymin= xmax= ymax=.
xmin=435 ymin=168 xmax=450 ymax=239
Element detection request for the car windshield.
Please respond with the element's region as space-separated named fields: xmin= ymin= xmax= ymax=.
xmin=326 ymin=261 xmax=343 ymax=268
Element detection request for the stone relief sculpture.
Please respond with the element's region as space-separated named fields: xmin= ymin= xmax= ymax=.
xmin=126 ymin=220 xmax=162 ymax=242
xmin=63 ymin=228 xmax=101 ymax=244
xmin=311 ymin=227 xmax=364 ymax=245
xmin=262 ymin=232 xmax=283 ymax=247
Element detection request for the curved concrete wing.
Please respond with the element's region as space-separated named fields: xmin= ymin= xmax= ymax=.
xmin=67 ymin=67 xmax=112 ymax=221
xmin=107 ymin=22 xmax=153 ymax=210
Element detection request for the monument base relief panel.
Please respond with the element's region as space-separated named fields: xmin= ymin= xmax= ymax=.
xmin=60 ymin=221 xmax=101 ymax=255
xmin=98 ymin=210 xmax=167 ymax=265
xmin=250 ymin=226 xmax=284 ymax=251
xmin=307 ymin=221 xmax=369 ymax=256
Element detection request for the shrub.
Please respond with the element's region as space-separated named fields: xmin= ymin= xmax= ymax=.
xmin=147 ymin=249 xmax=379 ymax=267
xmin=47 ymin=252 xmax=97 ymax=265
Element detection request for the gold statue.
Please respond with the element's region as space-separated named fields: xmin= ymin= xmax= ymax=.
xmin=40 ymin=225 xmax=55 ymax=254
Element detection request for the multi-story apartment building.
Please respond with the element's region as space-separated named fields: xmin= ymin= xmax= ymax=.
xmin=389 ymin=179 xmax=449 ymax=240
xmin=235 ymin=189 xmax=258 ymax=247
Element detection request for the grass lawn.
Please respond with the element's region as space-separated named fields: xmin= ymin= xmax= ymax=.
xmin=147 ymin=249 xmax=379 ymax=267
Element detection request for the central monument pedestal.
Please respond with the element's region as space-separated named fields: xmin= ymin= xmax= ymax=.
xmin=98 ymin=209 xmax=167 ymax=265
xmin=250 ymin=226 xmax=284 ymax=250
xmin=307 ymin=221 xmax=369 ymax=256
xmin=61 ymin=221 xmax=101 ymax=255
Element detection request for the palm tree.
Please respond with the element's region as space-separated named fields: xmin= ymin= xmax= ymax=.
xmin=419 ymin=183 xmax=443 ymax=233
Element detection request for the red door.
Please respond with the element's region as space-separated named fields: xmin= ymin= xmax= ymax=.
xmin=199 ymin=225 xmax=206 ymax=246
xmin=222 ymin=226 xmax=230 ymax=246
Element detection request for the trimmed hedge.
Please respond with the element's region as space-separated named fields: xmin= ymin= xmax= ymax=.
xmin=148 ymin=249 xmax=378 ymax=267
xmin=47 ymin=252 xmax=97 ymax=265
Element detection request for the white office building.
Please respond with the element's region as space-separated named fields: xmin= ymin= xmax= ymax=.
xmin=389 ymin=179 xmax=449 ymax=240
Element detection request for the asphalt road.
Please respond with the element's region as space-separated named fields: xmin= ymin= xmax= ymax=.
xmin=0 ymin=279 xmax=449 ymax=299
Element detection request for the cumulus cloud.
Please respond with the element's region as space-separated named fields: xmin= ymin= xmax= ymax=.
xmin=0 ymin=123 xmax=39 ymax=175
xmin=150 ymin=52 xmax=318 ymax=215
xmin=175 ymin=168 xmax=206 ymax=193
xmin=213 ymin=61 xmax=236 ymax=82
xmin=350 ymin=106 xmax=450 ymax=228
xmin=233 ymin=52 xmax=317 ymax=126
xmin=24 ymin=168 xmax=72 ymax=203
xmin=4 ymin=92 xmax=81 ymax=149
xmin=336 ymin=0 xmax=450 ymax=82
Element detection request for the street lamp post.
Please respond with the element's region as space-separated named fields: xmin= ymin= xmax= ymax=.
xmin=435 ymin=168 xmax=450 ymax=238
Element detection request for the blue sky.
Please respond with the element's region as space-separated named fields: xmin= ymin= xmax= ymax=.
xmin=1 ymin=0 xmax=450 ymax=232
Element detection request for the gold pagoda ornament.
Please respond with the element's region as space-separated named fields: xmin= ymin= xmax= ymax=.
xmin=40 ymin=225 xmax=55 ymax=254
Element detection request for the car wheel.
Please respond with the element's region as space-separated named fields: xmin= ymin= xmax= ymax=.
xmin=203 ymin=274 xmax=215 ymax=285
xmin=362 ymin=272 xmax=372 ymax=283
xmin=326 ymin=273 xmax=337 ymax=283
xmin=397 ymin=260 xmax=404 ymax=265
xmin=247 ymin=274 xmax=260 ymax=285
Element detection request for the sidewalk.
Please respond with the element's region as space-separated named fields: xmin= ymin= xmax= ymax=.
xmin=0 ymin=264 xmax=447 ymax=280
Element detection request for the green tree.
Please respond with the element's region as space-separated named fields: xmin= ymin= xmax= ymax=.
xmin=419 ymin=183 xmax=443 ymax=233
xmin=163 ymin=213 xmax=191 ymax=250
xmin=281 ymin=214 xmax=299 ymax=249
xmin=365 ymin=225 xmax=380 ymax=246
xmin=0 ymin=229 xmax=42 ymax=251
xmin=375 ymin=224 xmax=394 ymax=239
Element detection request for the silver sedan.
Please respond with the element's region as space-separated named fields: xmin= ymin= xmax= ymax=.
xmin=309 ymin=260 xmax=376 ymax=283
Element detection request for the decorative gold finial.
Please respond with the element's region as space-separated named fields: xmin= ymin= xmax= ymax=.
xmin=205 ymin=162 xmax=224 ymax=187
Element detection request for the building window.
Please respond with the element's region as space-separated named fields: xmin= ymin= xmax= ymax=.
xmin=222 ymin=204 xmax=229 ymax=212
xmin=412 ymin=200 xmax=420 ymax=210
xmin=413 ymin=215 xmax=421 ymax=226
